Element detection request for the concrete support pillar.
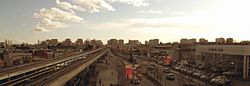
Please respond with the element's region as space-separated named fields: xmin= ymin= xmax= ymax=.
xmin=247 ymin=56 xmax=249 ymax=78
xmin=243 ymin=55 xmax=249 ymax=79
xmin=234 ymin=56 xmax=236 ymax=71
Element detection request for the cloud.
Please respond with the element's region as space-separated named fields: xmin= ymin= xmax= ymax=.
xmin=32 ymin=27 xmax=48 ymax=32
xmin=32 ymin=7 xmax=82 ymax=32
xmin=137 ymin=10 xmax=163 ymax=14
xmin=33 ymin=18 xmax=69 ymax=32
xmin=170 ymin=11 xmax=192 ymax=16
xmin=33 ymin=7 xmax=84 ymax=23
xmin=32 ymin=0 xmax=149 ymax=32
xmin=56 ymin=0 xmax=85 ymax=12
xmin=109 ymin=0 xmax=149 ymax=7
xmin=73 ymin=0 xmax=115 ymax=13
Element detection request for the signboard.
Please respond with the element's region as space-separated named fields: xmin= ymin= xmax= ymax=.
xmin=125 ymin=64 xmax=139 ymax=79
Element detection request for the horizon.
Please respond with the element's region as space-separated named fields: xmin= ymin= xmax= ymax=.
xmin=0 ymin=37 xmax=247 ymax=45
xmin=1 ymin=0 xmax=250 ymax=44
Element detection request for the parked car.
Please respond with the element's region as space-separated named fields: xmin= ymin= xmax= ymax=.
xmin=163 ymin=68 xmax=171 ymax=73
xmin=200 ymin=73 xmax=216 ymax=81
xmin=210 ymin=76 xmax=231 ymax=85
xmin=193 ymin=71 xmax=205 ymax=77
xmin=166 ymin=73 xmax=175 ymax=80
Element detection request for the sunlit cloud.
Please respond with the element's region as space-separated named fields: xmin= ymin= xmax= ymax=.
xmin=56 ymin=0 xmax=85 ymax=12
xmin=33 ymin=7 xmax=84 ymax=23
xmin=32 ymin=27 xmax=48 ymax=32
xmin=32 ymin=7 xmax=83 ymax=32
xmin=137 ymin=10 xmax=163 ymax=14
xmin=108 ymin=0 xmax=149 ymax=7
xmin=73 ymin=0 xmax=115 ymax=13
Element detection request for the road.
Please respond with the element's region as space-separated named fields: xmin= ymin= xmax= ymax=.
xmin=112 ymin=51 xmax=202 ymax=86
xmin=109 ymin=50 xmax=157 ymax=86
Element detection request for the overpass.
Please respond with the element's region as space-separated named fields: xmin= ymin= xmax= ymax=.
xmin=0 ymin=48 xmax=108 ymax=86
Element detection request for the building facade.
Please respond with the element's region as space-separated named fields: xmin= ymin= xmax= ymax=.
xmin=196 ymin=45 xmax=250 ymax=79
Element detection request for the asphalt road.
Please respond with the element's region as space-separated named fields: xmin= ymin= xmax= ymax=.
xmin=109 ymin=51 xmax=157 ymax=86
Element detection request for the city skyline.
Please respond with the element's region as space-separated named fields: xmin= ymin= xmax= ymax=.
xmin=1 ymin=0 xmax=250 ymax=43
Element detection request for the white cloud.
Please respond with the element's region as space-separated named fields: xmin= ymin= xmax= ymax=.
xmin=32 ymin=7 xmax=82 ymax=32
xmin=109 ymin=0 xmax=149 ymax=7
xmin=31 ymin=0 xmax=150 ymax=32
xmin=170 ymin=11 xmax=192 ymax=16
xmin=33 ymin=18 xmax=69 ymax=32
xmin=137 ymin=10 xmax=163 ymax=14
xmin=56 ymin=0 xmax=85 ymax=12
xmin=34 ymin=7 xmax=84 ymax=23
xmin=32 ymin=27 xmax=48 ymax=32
xmin=73 ymin=0 xmax=115 ymax=13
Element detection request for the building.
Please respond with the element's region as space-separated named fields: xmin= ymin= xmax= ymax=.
xmin=118 ymin=39 xmax=124 ymax=45
xmin=84 ymin=40 xmax=91 ymax=45
xmin=189 ymin=38 xmax=196 ymax=44
xmin=180 ymin=38 xmax=196 ymax=45
xmin=216 ymin=37 xmax=225 ymax=44
xmin=180 ymin=38 xmax=188 ymax=44
xmin=145 ymin=41 xmax=149 ymax=45
xmin=196 ymin=45 xmax=250 ymax=79
xmin=4 ymin=40 xmax=12 ymax=48
xmin=50 ymin=39 xmax=59 ymax=46
xmin=63 ymin=38 xmax=72 ymax=46
xmin=0 ymin=42 xmax=5 ymax=48
xmin=148 ymin=39 xmax=159 ymax=45
xmin=128 ymin=40 xmax=140 ymax=45
xmin=241 ymin=41 xmax=250 ymax=45
xmin=75 ymin=39 xmax=83 ymax=45
xmin=108 ymin=39 xmax=118 ymax=45
xmin=226 ymin=38 xmax=234 ymax=44
xmin=91 ymin=40 xmax=103 ymax=49
xmin=199 ymin=38 xmax=208 ymax=44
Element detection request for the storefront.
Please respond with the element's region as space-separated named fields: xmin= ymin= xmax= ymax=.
xmin=196 ymin=45 xmax=250 ymax=79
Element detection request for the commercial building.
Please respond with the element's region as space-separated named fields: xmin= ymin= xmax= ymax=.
xmin=196 ymin=45 xmax=250 ymax=79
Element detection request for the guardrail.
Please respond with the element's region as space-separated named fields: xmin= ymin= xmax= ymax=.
xmin=46 ymin=49 xmax=108 ymax=86
xmin=0 ymin=48 xmax=106 ymax=85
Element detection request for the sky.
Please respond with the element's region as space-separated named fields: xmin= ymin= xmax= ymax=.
xmin=0 ymin=0 xmax=250 ymax=44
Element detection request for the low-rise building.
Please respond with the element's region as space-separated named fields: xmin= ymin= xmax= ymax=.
xmin=196 ymin=45 xmax=250 ymax=79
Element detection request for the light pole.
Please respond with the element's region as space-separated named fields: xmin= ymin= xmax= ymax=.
xmin=130 ymin=48 xmax=139 ymax=86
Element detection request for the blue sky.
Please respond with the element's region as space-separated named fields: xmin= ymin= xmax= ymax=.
xmin=1 ymin=0 xmax=250 ymax=44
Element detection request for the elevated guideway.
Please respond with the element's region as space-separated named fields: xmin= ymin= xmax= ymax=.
xmin=0 ymin=48 xmax=107 ymax=86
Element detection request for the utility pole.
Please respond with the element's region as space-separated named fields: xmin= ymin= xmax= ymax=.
xmin=130 ymin=48 xmax=140 ymax=86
